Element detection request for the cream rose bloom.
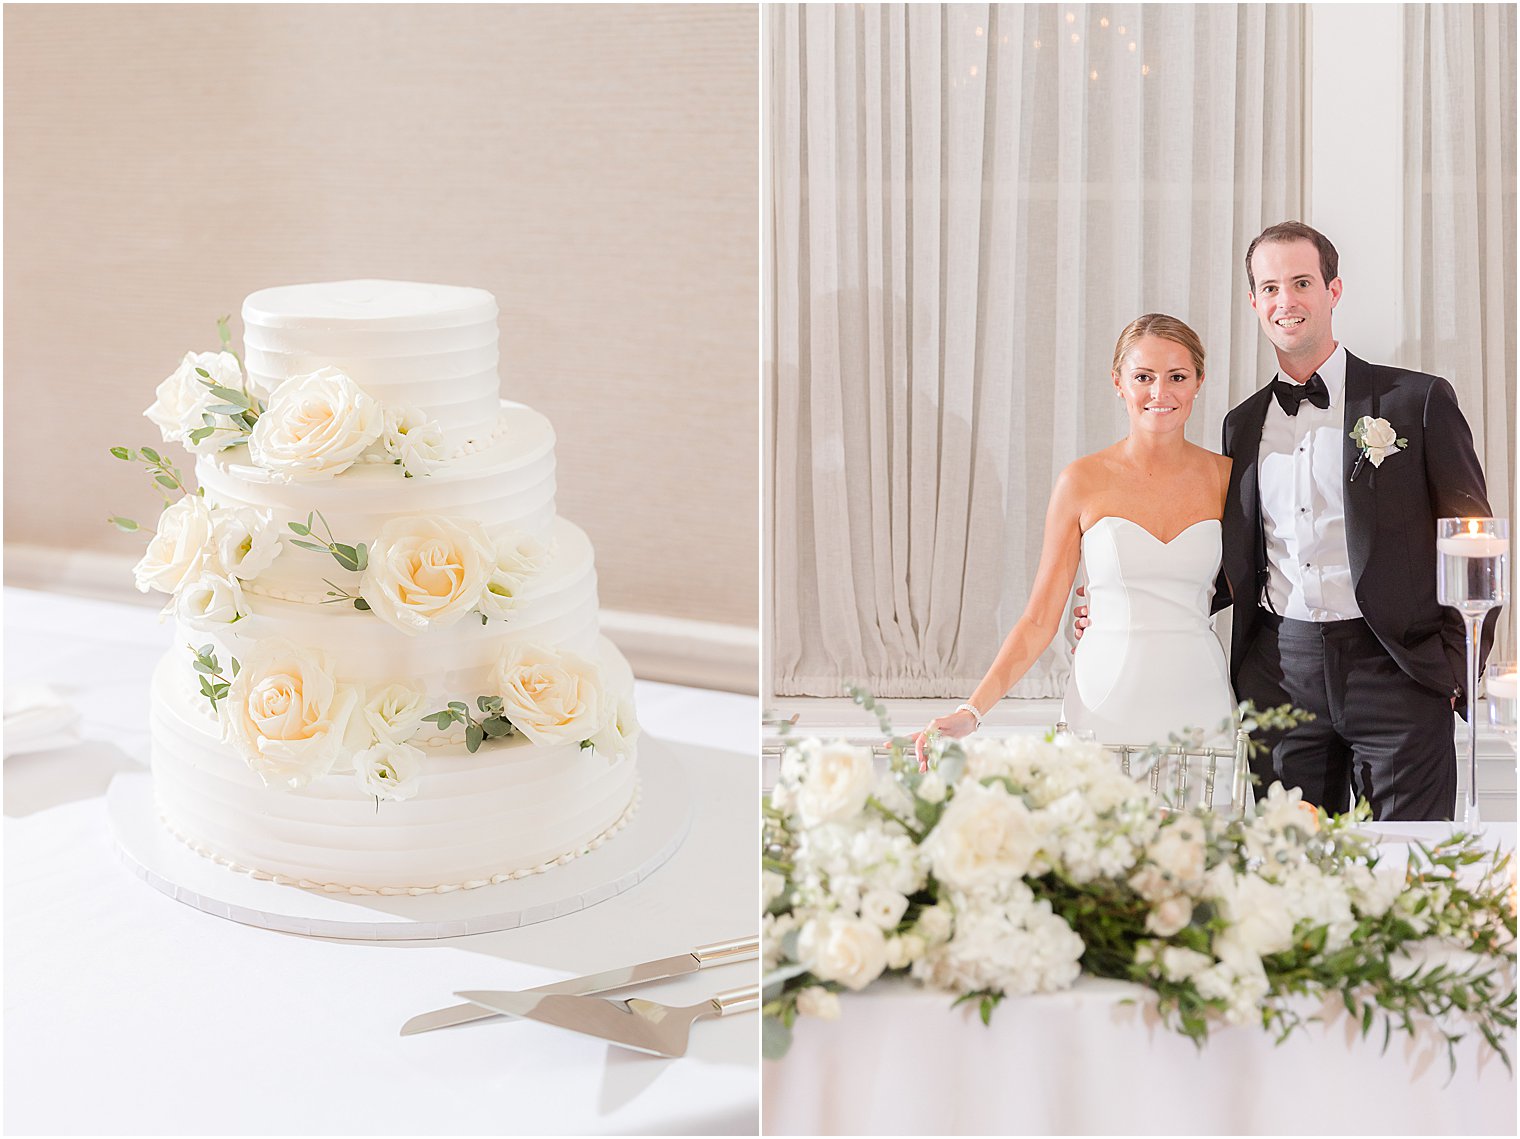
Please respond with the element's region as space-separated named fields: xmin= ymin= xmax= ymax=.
xmin=247 ymin=367 xmax=383 ymax=480
xmin=492 ymin=643 xmax=604 ymax=745
xmin=175 ymin=572 xmax=249 ymax=631
xmin=795 ymin=987 xmax=842 ymax=1021
xmin=589 ymin=687 xmax=640 ymax=761
xmin=220 ymin=641 xmax=366 ymax=789
xmin=794 ymin=740 xmax=876 ymax=827
xmin=1359 ymin=415 xmax=1399 ymax=465
xmin=359 ymin=515 xmax=494 ymax=634
xmin=361 ymin=682 xmax=427 ymax=744
xmin=211 ymin=505 xmax=283 ymax=582
xmin=922 ymin=782 xmax=1039 ymax=894
xmin=476 ymin=531 xmax=555 ymax=623
xmin=133 ymin=494 xmax=218 ymax=597
xmin=354 ymin=740 xmax=424 ymax=802
xmin=797 ymin=913 xmax=888 ymax=991
xmin=380 ymin=406 xmax=447 ymax=478
xmin=145 ymin=351 xmax=245 ymax=454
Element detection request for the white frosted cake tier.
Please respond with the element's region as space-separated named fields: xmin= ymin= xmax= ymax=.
xmin=150 ymin=642 xmax=640 ymax=893
xmin=183 ymin=519 xmax=600 ymax=692
xmin=242 ymin=280 xmax=501 ymax=450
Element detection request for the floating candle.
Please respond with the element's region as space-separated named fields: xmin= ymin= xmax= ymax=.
xmin=1436 ymin=532 xmax=1510 ymax=558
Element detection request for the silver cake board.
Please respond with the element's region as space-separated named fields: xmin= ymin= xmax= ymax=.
xmin=107 ymin=737 xmax=692 ymax=941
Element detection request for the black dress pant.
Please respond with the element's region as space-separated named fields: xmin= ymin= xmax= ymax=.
xmin=1234 ymin=613 xmax=1457 ymax=821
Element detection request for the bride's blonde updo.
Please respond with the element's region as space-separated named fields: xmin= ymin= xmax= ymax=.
xmin=1111 ymin=313 xmax=1206 ymax=376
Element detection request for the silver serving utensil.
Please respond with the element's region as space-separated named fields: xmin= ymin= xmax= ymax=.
xmin=455 ymin=984 xmax=760 ymax=1057
xmin=400 ymin=935 xmax=757 ymax=1036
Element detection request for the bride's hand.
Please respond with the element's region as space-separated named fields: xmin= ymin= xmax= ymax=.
xmin=912 ymin=709 xmax=979 ymax=773
xmin=1071 ymin=584 xmax=1089 ymax=651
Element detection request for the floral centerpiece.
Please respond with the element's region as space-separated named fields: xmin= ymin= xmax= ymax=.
xmin=762 ymin=697 xmax=1517 ymax=1073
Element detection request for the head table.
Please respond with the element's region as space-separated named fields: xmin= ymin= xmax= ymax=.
xmin=763 ymin=818 xmax=1517 ymax=1137
xmin=3 ymin=588 xmax=759 ymax=1136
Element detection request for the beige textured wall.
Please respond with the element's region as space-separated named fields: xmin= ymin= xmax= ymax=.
xmin=4 ymin=3 xmax=758 ymax=627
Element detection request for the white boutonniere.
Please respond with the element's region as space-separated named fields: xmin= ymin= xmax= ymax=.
xmin=1349 ymin=415 xmax=1407 ymax=481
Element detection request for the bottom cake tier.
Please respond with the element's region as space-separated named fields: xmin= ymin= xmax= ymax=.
xmin=148 ymin=642 xmax=639 ymax=894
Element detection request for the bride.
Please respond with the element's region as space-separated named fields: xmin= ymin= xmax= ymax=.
xmin=914 ymin=314 xmax=1237 ymax=791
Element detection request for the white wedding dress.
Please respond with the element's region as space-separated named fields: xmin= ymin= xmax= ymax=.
xmin=1063 ymin=516 xmax=1239 ymax=806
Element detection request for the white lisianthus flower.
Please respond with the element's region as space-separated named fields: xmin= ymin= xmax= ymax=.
xmin=860 ymin=889 xmax=910 ymax=931
xmin=210 ymin=505 xmax=282 ymax=582
xmin=1343 ymin=862 xmax=1402 ymax=919
xmin=795 ymin=987 xmax=842 ymax=1021
xmin=1257 ymin=782 xmax=1319 ymax=836
xmin=589 ymin=687 xmax=640 ymax=761
xmin=915 ymin=904 xmax=953 ymax=944
xmin=917 ymin=771 xmax=946 ymax=804
xmin=1145 ymin=894 xmax=1194 ymax=938
xmin=145 ymin=351 xmax=245 ymax=453
xmin=884 ymin=933 xmax=927 ymax=969
xmin=359 ymin=515 xmax=494 ymax=634
xmin=354 ymin=740 xmax=424 ymax=801
xmin=794 ymin=740 xmax=876 ymax=828
xmin=220 ymin=641 xmax=367 ymax=789
xmin=133 ymin=494 xmax=218 ymax=597
xmin=475 ymin=532 xmax=555 ymax=623
xmin=361 ymin=682 xmax=427 ymax=745
xmin=380 ymin=406 xmax=447 ymax=478
xmin=1210 ymin=869 xmax=1296 ymax=961
xmin=247 ymin=367 xmax=383 ymax=480
xmin=922 ymin=781 xmax=1039 ymax=894
xmin=797 ymin=913 xmax=888 ymax=991
xmin=492 ymin=643 xmax=604 ymax=746
xmin=1160 ymin=947 xmax=1214 ymax=983
xmin=175 ymin=572 xmax=249 ymax=630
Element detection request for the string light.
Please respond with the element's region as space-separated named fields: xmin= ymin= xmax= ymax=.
xmin=1141 ymin=63 xmax=1151 ymax=76
xmin=975 ymin=25 xmax=984 ymax=37
xmin=1033 ymin=38 xmax=1042 ymax=49
xmin=970 ymin=64 xmax=979 ymax=77
xmin=1090 ymin=68 xmax=1098 ymax=81
xmin=1117 ymin=25 xmax=1126 ymax=35
xmin=1099 ymin=17 xmax=1110 ymax=28
xmin=1065 ymin=11 xmax=1075 ymax=23
xmin=1071 ymin=32 xmax=1080 ymax=44
xmin=1128 ymin=41 xmax=1136 ymax=52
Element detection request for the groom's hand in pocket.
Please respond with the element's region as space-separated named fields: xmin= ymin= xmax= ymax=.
xmin=1071 ymin=585 xmax=1090 ymax=650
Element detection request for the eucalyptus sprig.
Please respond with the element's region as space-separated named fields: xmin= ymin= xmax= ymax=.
xmin=422 ymin=695 xmax=518 ymax=753
xmin=186 ymin=321 xmax=262 ymax=448
xmin=189 ymin=643 xmax=240 ymax=713
xmin=108 ymin=444 xmax=197 ymax=513
xmin=288 ymin=511 xmax=370 ymax=581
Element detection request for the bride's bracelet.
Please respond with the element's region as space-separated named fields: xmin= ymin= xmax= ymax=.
xmin=955 ymin=701 xmax=985 ymax=729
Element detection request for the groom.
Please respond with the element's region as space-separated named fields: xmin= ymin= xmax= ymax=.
xmin=1220 ymin=221 xmax=1496 ymax=820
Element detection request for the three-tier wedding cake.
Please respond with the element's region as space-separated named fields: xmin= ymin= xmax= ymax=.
xmin=123 ymin=280 xmax=639 ymax=895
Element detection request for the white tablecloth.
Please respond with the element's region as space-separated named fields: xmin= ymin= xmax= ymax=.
xmin=765 ymin=824 xmax=1518 ymax=1137
xmin=3 ymin=588 xmax=759 ymax=1136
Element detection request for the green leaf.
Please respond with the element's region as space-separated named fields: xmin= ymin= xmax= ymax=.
xmin=353 ymin=597 xmax=371 ymax=611
xmin=448 ymin=701 xmax=467 ymax=713
xmin=332 ymin=544 xmax=360 ymax=572
xmin=187 ymin=426 xmax=215 ymax=444
xmin=109 ymin=446 xmax=131 ymax=461
xmin=108 ymin=516 xmax=140 ymax=532
xmin=154 ymin=475 xmax=178 ymax=489
xmin=477 ymin=695 xmax=503 ymax=714
xmin=353 ymin=543 xmax=368 ymax=571
xmin=206 ymin=403 xmax=245 ymax=415
xmin=194 ymin=367 xmax=212 ymax=379
xmin=217 ymin=316 xmax=232 ymax=349
xmin=199 ymin=674 xmax=215 ymax=694
xmin=206 ymin=385 xmax=248 ymax=407
xmin=465 ymin=723 xmax=485 ymax=752
xmin=289 ymin=539 xmax=328 ymax=554
xmin=229 ymin=656 xmax=240 ymax=676
xmin=287 ymin=521 xmax=311 ymax=536
xmin=482 ymin=716 xmax=514 ymax=738
xmin=140 ymin=446 xmax=161 ymax=463
xmin=761 ymin=1016 xmax=794 ymax=1061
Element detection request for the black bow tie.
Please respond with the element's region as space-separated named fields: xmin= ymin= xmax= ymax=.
xmin=1272 ymin=372 xmax=1330 ymax=416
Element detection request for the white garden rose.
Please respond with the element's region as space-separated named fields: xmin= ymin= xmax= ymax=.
xmin=175 ymin=572 xmax=248 ymax=630
xmin=794 ymin=740 xmax=876 ymax=827
xmin=797 ymin=913 xmax=888 ymax=991
xmin=359 ymin=515 xmax=494 ymax=634
xmin=492 ymin=643 xmax=604 ymax=745
xmin=1359 ymin=416 xmax=1398 ymax=465
xmin=211 ymin=506 xmax=282 ymax=582
xmin=476 ymin=532 xmax=555 ymax=623
xmin=795 ymin=987 xmax=842 ymax=1021
xmin=221 ymin=641 xmax=366 ymax=789
xmin=247 ymin=367 xmax=383 ymax=480
xmin=361 ymin=682 xmax=427 ymax=744
xmin=354 ymin=740 xmax=424 ymax=802
xmin=915 ymin=904 xmax=953 ymax=944
xmin=860 ymin=889 xmax=910 ymax=931
xmin=133 ymin=494 xmax=218 ymax=597
xmin=380 ymin=406 xmax=446 ymax=478
xmin=1210 ymin=869 xmax=1296 ymax=961
xmin=884 ymin=933 xmax=927 ymax=969
xmin=1160 ymin=946 xmax=1214 ymax=983
xmin=145 ymin=351 xmax=245 ymax=453
xmin=589 ymin=687 xmax=640 ymax=760
xmin=922 ymin=781 xmax=1039 ymax=894
xmin=917 ymin=771 xmax=946 ymax=804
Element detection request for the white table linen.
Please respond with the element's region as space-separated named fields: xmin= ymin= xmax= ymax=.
xmin=4 ymin=588 xmax=760 ymax=1136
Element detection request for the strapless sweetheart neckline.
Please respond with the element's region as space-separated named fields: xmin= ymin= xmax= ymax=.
xmin=1085 ymin=516 xmax=1221 ymax=547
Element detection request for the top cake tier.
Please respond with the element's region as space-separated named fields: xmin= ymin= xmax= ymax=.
xmin=242 ymin=281 xmax=501 ymax=451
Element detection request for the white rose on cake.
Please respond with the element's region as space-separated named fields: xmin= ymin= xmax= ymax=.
xmin=210 ymin=505 xmax=283 ymax=583
xmin=379 ymin=406 xmax=447 ymax=479
xmin=361 ymin=682 xmax=427 ymax=744
xmin=248 ymin=367 xmax=383 ymax=480
xmin=221 ymin=640 xmax=366 ymax=789
xmin=133 ymin=494 xmax=218 ymax=597
xmin=492 ymin=643 xmax=604 ymax=746
xmin=354 ymin=740 xmax=424 ymax=802
xmin=476 ymin=531 xmax=556 ymax=623
xmin=589 ymin=686 xmax=640 ymax=761
xmin=359 ymin=515 xmax=494 ymax=634
xmin=175 ymin=572 xmax=249 ymax=630
xmin=145 ymin=351 xmax=245 ymax=454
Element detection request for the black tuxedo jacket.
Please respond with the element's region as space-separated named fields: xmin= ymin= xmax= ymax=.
xmin=1219 ymin=351 xmax=1497 ymax=701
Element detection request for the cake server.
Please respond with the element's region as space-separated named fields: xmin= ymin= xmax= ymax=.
xmin=400 ymin=935 xmax=757 ymax=1036
xmin=454 ymin=984 xmax=761 ymax=1057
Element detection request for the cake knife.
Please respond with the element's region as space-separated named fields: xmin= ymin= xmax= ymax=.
xmin=400 ymin=935 xmax=757 ymax=1036
xmin=453 ymin=984 xmax=761 ymax=1058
